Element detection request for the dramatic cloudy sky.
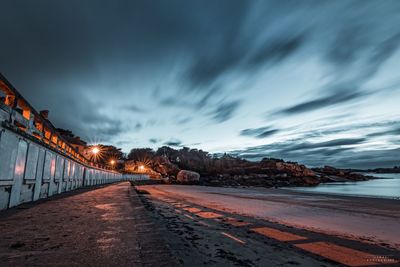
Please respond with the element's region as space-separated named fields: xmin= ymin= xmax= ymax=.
xmin=1 ymin=0 xmax=399 ymax=168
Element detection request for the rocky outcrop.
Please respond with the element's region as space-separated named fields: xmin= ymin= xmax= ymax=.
xmin=200 ymin=173 xmax=321 ymax=187
xmin=368 ymin=166 xmax=400 ymax=173
xmin=176 ymin=170 xmax=200 ymax=184
xmin=151 ymin=156 xmax=180 ymax=177
xmin=125 ymin=146 xmax=372 ymax=188
xmin=312 ymin=166 xmax=371 ymax=182
xmin=198 ymin=158 xmax=320 ymax=187
xmin=260 ymin=158 xmax=316 ymax=177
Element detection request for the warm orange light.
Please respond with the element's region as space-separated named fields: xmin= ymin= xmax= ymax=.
xmin=139 ymin=165 xmax=145 ymax=171
xmin=110 ymin=160 xmax=115 ymax=165
xmin=92 ymin=147 xmax=100 ymax=154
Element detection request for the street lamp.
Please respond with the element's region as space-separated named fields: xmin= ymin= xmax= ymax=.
xmin=89 ymin=146 xmax=102 ymax=164
xmin=110 ymin=159 xmax=116 ymax=170
xmin=92 ymin=146 xmax=100 ymax=155
xmin=139 ymin=165 xmax=145 ymax=172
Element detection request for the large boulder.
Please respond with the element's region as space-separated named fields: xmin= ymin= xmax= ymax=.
xmin=151 ymin=156 xmax=180 ymax=177
xmin=176 ymin=170 xmax=200 ymax=184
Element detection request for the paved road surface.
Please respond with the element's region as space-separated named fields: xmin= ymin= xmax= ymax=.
xmin=0 ymin=182 xmax=176 ymax=266
xmin=138 ymin=185 xmax=400 ymax=267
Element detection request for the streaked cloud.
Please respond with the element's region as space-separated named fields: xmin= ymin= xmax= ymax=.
xmin=0 ymin=0 xmax=399 ymax=168
xmin=210 ymin=100 xmax=242 ymax=123
xmin=164 ymin=139 xmax=182 ymax=147
xmin=240 ymin=126 xmax=279 ymax=138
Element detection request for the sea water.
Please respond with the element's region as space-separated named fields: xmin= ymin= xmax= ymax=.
xmin=290 ymin=173 xmax=400 ymax=199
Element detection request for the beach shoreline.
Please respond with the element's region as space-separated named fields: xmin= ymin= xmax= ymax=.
xmin=138 ymin=184 xmax=400 ymax=266
xmin=138 ymin=185 xmax=400 ymax=249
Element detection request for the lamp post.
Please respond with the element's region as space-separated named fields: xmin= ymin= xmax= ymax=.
xmin=110 ymin=159 xmax=115 ymax=170
xmin=92 ymin=146 xmax=100 ymax=155
xmin=90 ymin=146 xmax=100 ymax=164
xmin=139 ymin=165 xmax=145 ymax=172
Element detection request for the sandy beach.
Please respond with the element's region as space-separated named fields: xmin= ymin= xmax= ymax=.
xmin=138 ymin=184 xmax=400 ymax=266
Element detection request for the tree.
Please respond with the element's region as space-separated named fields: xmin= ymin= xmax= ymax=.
xmin=87 ymin=144 xmax=125 ymax=169
xmin=127 ymin=148 xmax=155 ymax=164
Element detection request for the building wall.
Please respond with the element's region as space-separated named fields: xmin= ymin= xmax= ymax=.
xmin=0 ymin=125 xmax=126 ymax=211
xmin=0 ymin=74 xmax=150 ymax=210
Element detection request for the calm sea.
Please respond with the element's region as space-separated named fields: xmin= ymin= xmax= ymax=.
xmin=289 ymin=173 xmax=400 ymax=199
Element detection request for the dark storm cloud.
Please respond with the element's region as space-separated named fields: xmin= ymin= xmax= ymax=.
xmin=39 ymin=91 xmax=126 ymax=143
xmin=2 ymin=1 xmax=397 ymax=113
xmin=257 ymin=130 xmax=279 ymax=138
xmin=0 ymin=0 xmax=214 ymax=143
xmin=185 ymin=17 xmax=306 ymax=88
xmin=367 ymin=126 xmax=400 ymax=137
xmin=325 ymin=25 xmax=370 ymax=66
xmin=159 ymin=97 xmax=182 ymax=107
xmin=196 ymin=87 xmax=222 ymax=109
xmin=276 ymin=85 xmax=367 ymax=115
xmin=79 ymin=108 xmax=125 ymax=141
xmin=183 ymin=3 xmax=250 ymax=87
xmin=210 ymin=100 xmax=242 ymax=122
xmin=2 ymin=1 xmax=247 ymax=122
xmin=124 ymin=105 xmax=146 ymax=113
xmin=330 ymin=148 xmax=400 ymax=169
xmin=234 ymin=116 xmax=400 ymax=167
xmin=288 ymin=138 xmax=366 ymax=151
xmin=176 ymin=117 xmax=192 ymax=125
xmin=235 ymin=147 xmax=400 ymax=169
xmin=235 ymin=137 xmax=366 ymax=155
xmin=240 ymin=126 xmax=279 ymax=138
xmin=318 ymin=147 xmax=353 ymax=156
xmin=94 ymin=122 xmax=124 ymax=139
xmin=149 ymin=138 xmax=159 ymax=144
xmin=270 ymin=5 xmax=400 ymax=117
xmin=164 ymin=139 xmax=182 ymax=147
xmin=354 ymin=33 xmax=400 ymax=81
xmin=1 ymin=0 xmax=399 ymax=168
xmin=299 ymin=119 xmax=400 ymax=139
xmin=157 ymin=86 xmax=222 ymax=112
xmin=156 ymin=87 xmax=230 ymax=127
xmin=248 ymin=33 xmax=306 ymax=66
xmin=115 ymin=140 xmax=133 ymax=146
xmin=322 ymin=11 xmax=400 ymax=81
xmin=230 ymin=137 xmax=368 ymax=166
xmin=186 ymin=44 xmax=243 ymax=87
xmin=134 ymin=123 xmax=143 ymax=131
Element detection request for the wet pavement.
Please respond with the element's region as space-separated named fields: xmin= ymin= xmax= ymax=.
xmin=0 ymin=182 xmax=176 ymax=266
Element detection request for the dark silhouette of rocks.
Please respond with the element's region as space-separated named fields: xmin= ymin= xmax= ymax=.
xmin=124 ymin=146 xmax=371 ymax=187
xmin=367 ymin=166 xmax=400 ymax=173
xmin=312 ymin=166 xmax=372 ymax=182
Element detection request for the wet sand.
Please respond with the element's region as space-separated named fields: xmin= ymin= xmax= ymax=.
xmin=138 ymin=184 xmax=400 ymax=266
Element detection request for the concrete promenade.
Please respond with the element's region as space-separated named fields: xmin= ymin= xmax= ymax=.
xmin=0 ymin=182 xmax=175 ymax=266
